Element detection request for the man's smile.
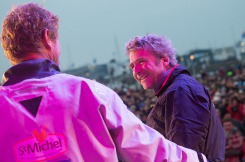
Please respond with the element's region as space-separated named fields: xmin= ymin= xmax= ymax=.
xmin=136 ymin=74 xmax=148 ymax=83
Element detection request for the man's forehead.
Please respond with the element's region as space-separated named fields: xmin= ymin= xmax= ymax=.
xmin=129 ymin=49 xmax=154 ymax=56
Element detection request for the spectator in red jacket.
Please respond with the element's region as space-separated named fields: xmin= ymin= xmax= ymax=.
xmin=227 ymin=97 xmax=245 ymax=122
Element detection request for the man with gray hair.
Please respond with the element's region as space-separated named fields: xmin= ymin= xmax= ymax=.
xmin=126 ymin=34 xmax=225 ymax=162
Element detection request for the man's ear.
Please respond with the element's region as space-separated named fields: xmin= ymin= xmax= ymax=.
xmin=42 ymin=29 xmax=52 ymax=49
xmin=161 ymin=57 xmax=169 ymax=66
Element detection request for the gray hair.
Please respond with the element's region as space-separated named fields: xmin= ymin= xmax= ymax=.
xmin=125 ymin=34 xmax=178 ymax=67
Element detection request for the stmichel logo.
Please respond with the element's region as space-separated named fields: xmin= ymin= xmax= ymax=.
xmin=13 ymin=125 xmax=67 ymax=162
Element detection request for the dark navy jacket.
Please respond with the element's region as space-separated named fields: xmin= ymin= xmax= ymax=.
xmin=2 ymin=59 xmax=60 ymax=86
xmin=146 ymin=65 xmax=225 ymax=162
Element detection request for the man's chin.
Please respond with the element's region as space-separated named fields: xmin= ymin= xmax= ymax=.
xmin=139 ymin=79 xmax=152 ymax=90
xmin=142 ymin=86 xmax=147 ymax=90
xmin=142 ymin=84 xmax=150 ymax=90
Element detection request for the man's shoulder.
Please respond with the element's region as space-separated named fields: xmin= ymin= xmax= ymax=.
xmin=165 ymin=74 xmax=209 ymax=98
xmin=54 ymin=73 xmax=90 ymax=83
xmin=56 ymin=73 xmax=108 ymax=86
xmin=173 ymin=73 xmax=203 ymax=89
xmin=53 ymin=73 xmax=115 ymax=96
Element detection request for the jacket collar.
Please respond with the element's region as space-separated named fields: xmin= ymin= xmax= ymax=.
xmin=154 ymin=68 xmax=172 ymax=93
xmin=2 ymin=59 xmax=60 ymax=86
xmin=154 ymin=65 xmax=190 ymax=96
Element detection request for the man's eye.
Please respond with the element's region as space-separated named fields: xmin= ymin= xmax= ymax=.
xmin=129 ymin=65 xmax=134 ymax=70
xmin=139 ymin=61 xmax=145 ymax=64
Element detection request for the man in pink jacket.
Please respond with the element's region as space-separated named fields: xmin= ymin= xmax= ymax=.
xmin=0 ymin=3 xmax=207 ymax=162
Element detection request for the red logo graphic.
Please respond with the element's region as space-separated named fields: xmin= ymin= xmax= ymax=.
xmin=13 ymin=126 xmax=67 ymax=162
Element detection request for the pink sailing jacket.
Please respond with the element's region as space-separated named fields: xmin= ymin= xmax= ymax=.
xmin=0 ymin=59 xmax=207 ymax=162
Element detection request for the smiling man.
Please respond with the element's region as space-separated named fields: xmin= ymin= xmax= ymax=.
xmin=126 ymin=34 xmax=225 ymax=162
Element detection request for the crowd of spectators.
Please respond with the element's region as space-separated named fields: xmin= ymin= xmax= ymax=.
xmin=115 ymin=64 xmax=245 ymax=162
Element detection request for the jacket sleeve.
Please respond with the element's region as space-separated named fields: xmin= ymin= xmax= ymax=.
xmin=98 ymin=90 xmax=207 ymax=162
xmin=165 ymin=86 xmax=210 ymax=153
